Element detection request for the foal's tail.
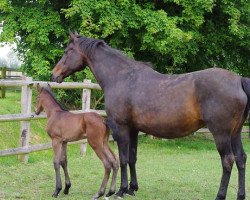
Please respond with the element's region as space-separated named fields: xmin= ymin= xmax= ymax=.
xmin=104 ymin=123 xmax=110 ymax=143
xmin=241 ymin=77 xmax=250 ymax=138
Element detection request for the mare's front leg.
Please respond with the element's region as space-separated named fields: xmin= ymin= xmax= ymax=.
xmin=127 ymin=131 xmax=139 ymax=196
xmin=60 ymin=142 xmax=71 ymax=195
xmin=52 ymin=139 xmax=63 ymax=198
xmin=114 ymin=125 xmax=130 ymax=198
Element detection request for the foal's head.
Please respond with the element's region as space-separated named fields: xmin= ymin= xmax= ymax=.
xmin=35 ymin=84 xmax=52 ymax=115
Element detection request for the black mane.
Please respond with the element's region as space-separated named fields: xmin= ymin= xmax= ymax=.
xmin=77 ymin=36 xmax=152 ymax=69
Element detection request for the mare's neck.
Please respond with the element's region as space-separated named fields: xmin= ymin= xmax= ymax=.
xmin=87 ymin=46 xmax=132 ymax=89
xmin=42 ymin=97 xmax=63 ymax=118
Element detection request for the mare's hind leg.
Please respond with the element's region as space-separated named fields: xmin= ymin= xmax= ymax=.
xmin=212 ymin=133 xmax=235 ymax=200
xmin=91 ymin=148 xmax=112 ymax=200
xmin=127 ymin=131 xmax=139 ymax=196
xmin=52 ymin=139 xmax=63 ymax=198
xmin=60 ymin=142 xmax=71 ymax=195
xmin=231 ymin=133 xmax=247 ymax=200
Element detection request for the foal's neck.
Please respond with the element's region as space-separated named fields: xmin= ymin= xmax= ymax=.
xmin=42 ymin=97 xmax=64 ymax=118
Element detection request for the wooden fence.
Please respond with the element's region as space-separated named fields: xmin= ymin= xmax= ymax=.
xmin=0 ymin=67 xmax=22 ymax=98
xmin=0 ymin=77 xmax=106 ymax=163
xmin=0 ymin=77 xmax=249 ymax=163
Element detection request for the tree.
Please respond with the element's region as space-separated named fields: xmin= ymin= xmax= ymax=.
xmin=0 ymin=0 xmax=249 ymax=78
xmin=6 ymin=50 xmax=21 ymax=68
xmin=0 ymin=57 xmax=7 ymax=67
xmin=0 ymin=0 xmax=249 ymax=107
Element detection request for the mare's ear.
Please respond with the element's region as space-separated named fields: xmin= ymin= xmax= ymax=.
xmin=74 ymin=31 xmax=79 ymax=36
xmin=37 ymin=83 xmax=42 ymax=92
xmin=96 ymin=40 xmax=105 ymax=48
xmin=69 ymin=32 xmax=78 ymax=43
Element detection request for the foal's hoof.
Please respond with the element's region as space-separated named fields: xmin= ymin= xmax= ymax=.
xmin=113 ymin=195 xmax=123 ymax=200
xmin=92 ymin=192 xmax=105 ymax=200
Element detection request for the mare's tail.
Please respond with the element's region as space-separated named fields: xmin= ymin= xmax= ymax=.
xmin=241 ymin=77 xmax=250 ymax=138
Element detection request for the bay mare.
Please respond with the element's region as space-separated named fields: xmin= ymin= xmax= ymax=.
xmin=35 ymin=84 xmax=119 ymax=199
xmin=52 ymin=33 xmax=250 ymax=200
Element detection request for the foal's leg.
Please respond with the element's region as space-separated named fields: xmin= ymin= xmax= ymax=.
xmin=231 ymin=133 xmax=247 ymax=200
xmin=91 ymin=147 xmax=112 ymax=199
xmin=104 ymin=146 xmax=119 ymax=197
xmin=52 ymin=139 xmax=63 ymax=198
xmin=213 ymin=134 xmax=235 ymax=200
xmin=60 ymin=142 xmax=71 ymax=195
xmin=127 ymin=131 xmax=139 ymax=196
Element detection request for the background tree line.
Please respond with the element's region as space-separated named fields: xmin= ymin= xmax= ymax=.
xmin=0 ymin=0 xmax=249 ymax=108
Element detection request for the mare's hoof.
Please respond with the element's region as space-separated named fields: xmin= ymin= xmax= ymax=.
xmin=52 ymin=187 xmax=61 ymax=198
xmin=63 ymin=183 xmax=71 ymax=194
xmin=63 ymin=189 xmax=69 ymax=195
xmin=126 ymin=189 xmax=135 ymax=196
xmin=106 ymin=190 xmax=115 ymax=197
xmin=115 ymin=188 xmax=127 ymax=198
xmin=215 ymin=196 xmax=225 ymax=200
xmin=237 ymin=195 xmax=245 ymax=200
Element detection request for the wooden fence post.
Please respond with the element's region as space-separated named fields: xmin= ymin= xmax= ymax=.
xmin=79 ymin=79 xmax=91 ymax=156
xmin=0 ymin=67 xmax=7 ymax=98
xmin=18 ymin=76 xmax=32 ymax=163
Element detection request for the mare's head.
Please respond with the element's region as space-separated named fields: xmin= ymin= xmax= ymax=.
xmin=35 ymin=84 xmax=52 ymax=115
xmin=52 ymin=32 xmax=87 ymax=83
xmin=52 ymin=33 xmax=104 ymax=83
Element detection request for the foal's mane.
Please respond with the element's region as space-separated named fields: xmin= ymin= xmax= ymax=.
xmin=42 ymin=88 xmax=68 ymax=111
xmin=76 ymin=36 xmax=152 ymax=69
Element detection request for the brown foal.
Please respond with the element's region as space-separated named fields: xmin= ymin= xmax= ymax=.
xmin=35 ymin=84 xmax=119 ymax=199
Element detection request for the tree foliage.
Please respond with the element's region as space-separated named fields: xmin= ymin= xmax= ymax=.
xmin=0 ymin=0 xmax=249 ymax=77
xmin=0 ymin=0 xmax=249 ymax=107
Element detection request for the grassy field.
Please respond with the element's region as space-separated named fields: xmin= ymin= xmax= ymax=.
xmin=0 ymin=91 xmax=250 ymax=200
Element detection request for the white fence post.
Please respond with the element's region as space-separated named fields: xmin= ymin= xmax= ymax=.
xmin=79 ymin=79 xmax=91 ymax=156
xmin=18 ymin=76 xmax=32 ymax=163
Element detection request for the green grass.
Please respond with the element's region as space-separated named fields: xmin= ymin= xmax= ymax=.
xmin=0 ymin=137 xmax=250 ymax=200
xmin=0 ymin=91 xmax=250 ymax=200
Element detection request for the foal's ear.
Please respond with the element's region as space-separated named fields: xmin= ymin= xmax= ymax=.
xmin=37 ymin=83 xmax=42 ymax=92
xmin=47 ymin=83 xmax=52 ymax=91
